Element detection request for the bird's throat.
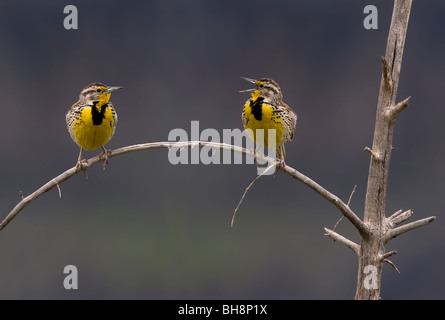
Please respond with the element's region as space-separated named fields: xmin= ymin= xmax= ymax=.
xmin=91 ymin=101 xmax=107 ymax=125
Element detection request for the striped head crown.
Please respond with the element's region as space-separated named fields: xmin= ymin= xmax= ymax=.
xmin=77 ymin=82 xmax=122 ymax=105
xmin=241 ymin=77 xmax=283 ymax=103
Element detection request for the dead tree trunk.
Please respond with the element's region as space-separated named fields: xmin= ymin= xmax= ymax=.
xmin=356 ymin=0 xmax=430 ymax=299
xmin=325 ymin=0 xmax=434 ymax=300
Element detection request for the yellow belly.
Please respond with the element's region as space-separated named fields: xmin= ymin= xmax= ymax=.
xmin=73 ymin=106 xmax=115 ymax=150
xmin=243 ymin=102 xmax=284 ymax=148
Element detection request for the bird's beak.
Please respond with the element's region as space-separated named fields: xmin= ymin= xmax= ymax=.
xmin=105 ymin=86 xmax=123 ymax=93
xmin=241 ymin=77 xmax=257 ymax=84
xmin=238 ymin=88 xmax=256 ymax=93
xmin=239 ymin=77 xmax=258 ymax=93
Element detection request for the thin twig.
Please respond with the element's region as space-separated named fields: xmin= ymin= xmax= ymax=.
xmin=388 ymin=209 xmax=403 ymax=220
xmin=56 ymin=183 xmax=62 ymax=199
xmin=383 ymin=259 xmax=400 ymax=274
xmin=332 ymin=185 xmax=356 ymax=232
xmin=231 ymin=162 xmax=275 ymax=227
xmin=347 ymin=185 xmax=357 ymax=206
xmin=380 ymin=250 xmax=398 ymax=261
xmin=387 ymin=209 xmax=413 ymax=227
xmin=332 ymin=216 xmax=344 ymax=232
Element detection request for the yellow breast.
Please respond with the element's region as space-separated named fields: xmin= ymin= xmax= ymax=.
xmin=243 ymin=100 xmax=284 ymax=149
xmin=73 ymin=105 xmax=116 ymax=150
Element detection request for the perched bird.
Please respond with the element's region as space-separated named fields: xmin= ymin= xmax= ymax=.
xmin=241 ymin=77 xmax=297 ymax=166
xmin=66 ymin=82 xmax=122 ymax=169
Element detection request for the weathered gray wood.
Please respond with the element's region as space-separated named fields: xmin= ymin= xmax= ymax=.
xmin=356 ymin=0 xmax=413 ymax=300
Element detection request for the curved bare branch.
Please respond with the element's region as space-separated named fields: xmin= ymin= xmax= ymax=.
xmin=0 ymin=141 xmax=365 ymax=232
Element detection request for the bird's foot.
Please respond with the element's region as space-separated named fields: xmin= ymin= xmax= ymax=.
xmin=99 ymin=147 xmax=112 ymax=170
xmin=274 ymin=158 xmax=286 ymax=176
xmin=75 ymin=159 xmax=89 ymax=178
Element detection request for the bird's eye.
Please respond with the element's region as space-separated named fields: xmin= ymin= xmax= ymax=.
xmin=96 ymin=88 xmax=102 ymax=92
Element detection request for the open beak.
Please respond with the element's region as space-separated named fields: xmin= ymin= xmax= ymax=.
xmin=239 ymin=77 xmax=258 ymax=93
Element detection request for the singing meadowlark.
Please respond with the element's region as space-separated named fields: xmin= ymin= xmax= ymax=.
xmin=241 ymin=77 xmax=297 ymax=167
xmin=66 ymin=82 xmax=122 ymax=169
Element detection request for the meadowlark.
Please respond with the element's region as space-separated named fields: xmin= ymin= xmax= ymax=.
xmin=241 ymin=77 xmax=297 ymax=168
xmin=66 ymin=82 xmax=122 ymax=170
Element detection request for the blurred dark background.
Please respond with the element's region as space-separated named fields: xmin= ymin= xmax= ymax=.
xmin=0 ymin=0 xmax=443 ymax=299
